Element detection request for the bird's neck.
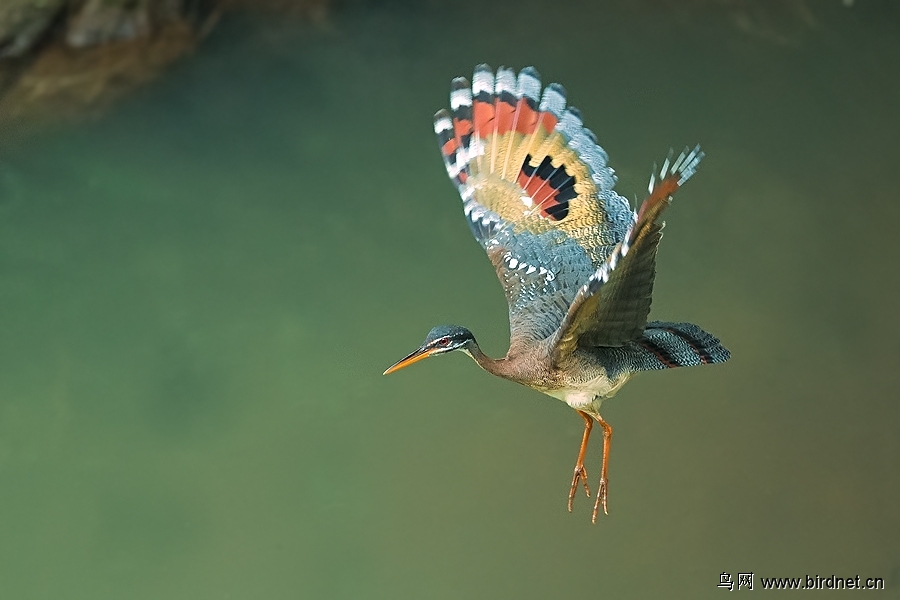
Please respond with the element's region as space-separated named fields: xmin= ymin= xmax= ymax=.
xmin=463 ymin=339 xmax=513 ymax=379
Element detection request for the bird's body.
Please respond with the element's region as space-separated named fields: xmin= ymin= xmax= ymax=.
xmin=385 ymin=65 xmax=729 ymax=522
xmin=541 ymin=350 xmax=632 ymax=410
xmin=462 ymin=319 xmax=722 ymax=413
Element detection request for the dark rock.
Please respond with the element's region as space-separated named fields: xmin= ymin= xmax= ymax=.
xmin=0 ymin=0 xmax=66 ymax=57
xmin=66 ymin=0 xmax=152 ymax=48
xmin=0 ymin=0 xmax=331 ymax=129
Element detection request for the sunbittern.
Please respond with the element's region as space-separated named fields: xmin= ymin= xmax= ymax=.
xmin=384 ymin=65 xmax=730 ymax=522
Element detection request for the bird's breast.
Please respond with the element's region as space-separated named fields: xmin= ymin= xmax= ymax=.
xmin=544 ymin=370 xmax=631 ymax=411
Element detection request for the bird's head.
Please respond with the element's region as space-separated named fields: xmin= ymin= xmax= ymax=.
xmin=383 ymin=324 xmax=475 ymax=375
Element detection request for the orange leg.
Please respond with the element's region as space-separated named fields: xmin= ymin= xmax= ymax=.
xmin=567 ymin=410 xmax=593 ymax=512
xmin=592 ymin=414 xmax=613 ymax=523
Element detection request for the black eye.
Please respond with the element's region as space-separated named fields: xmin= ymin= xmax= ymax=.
xmin=437 ymin=337 xmax=450 ymax=347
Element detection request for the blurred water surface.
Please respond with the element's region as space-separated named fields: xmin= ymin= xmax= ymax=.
xmin=1 ymin=1 xmax=898 ymax=598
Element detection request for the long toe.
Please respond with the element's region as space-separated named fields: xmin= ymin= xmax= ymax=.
xmin=591 ymin=478 xmax=609 ymax=523
xmin=568 ymin=465 xmax=591 ymax=512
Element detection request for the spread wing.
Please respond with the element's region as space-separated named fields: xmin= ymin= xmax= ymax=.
xmin=550 ymin=148 xmax=705 ymax=359
xmin=434 ymin=65 xmax=636 ymax=350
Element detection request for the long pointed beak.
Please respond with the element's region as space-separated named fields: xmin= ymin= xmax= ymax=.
xmin=383 ymin=347 xmax=434 ymax=375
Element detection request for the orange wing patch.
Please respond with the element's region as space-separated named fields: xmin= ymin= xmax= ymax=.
xmin=435 ymin=65 xmax=634 ymax=269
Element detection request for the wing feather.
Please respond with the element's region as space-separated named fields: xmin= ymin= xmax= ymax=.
xmin=550 ymin=147 xmax=705 ymax=359
xmin=435 ymin=66 xmax=637 ymax=348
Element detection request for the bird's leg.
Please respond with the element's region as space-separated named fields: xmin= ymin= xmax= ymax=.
xmin=592 ymin=414 xmax=613 ymax=523
xmin=567 ymin=410 xmax=593 ymax=512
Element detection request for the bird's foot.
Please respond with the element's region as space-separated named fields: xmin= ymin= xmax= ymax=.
xmin=591 ymin=478 xmax=608 ymax=523
xmin=567 ymin=464 xmax=591 ymax=512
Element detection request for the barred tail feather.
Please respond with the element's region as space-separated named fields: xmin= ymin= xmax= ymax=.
xmin=629 ymin=321 xmax=730 ymax=371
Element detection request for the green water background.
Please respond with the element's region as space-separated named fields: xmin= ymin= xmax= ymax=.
xmin=1 ymin=1 xmax=898 ymax=597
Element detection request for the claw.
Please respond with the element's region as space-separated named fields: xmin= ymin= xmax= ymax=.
xmin=568 ymin=464 xmax=591 ymax=511
xmin=591 ymin=478 xmax=609 ymax=523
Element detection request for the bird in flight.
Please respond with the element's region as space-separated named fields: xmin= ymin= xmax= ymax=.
xmin=384 ymin=65 xmax=730 ymax=522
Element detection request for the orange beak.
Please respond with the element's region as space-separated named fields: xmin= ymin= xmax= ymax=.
xmin=383 ymin=347 xmax=434 ymax=375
